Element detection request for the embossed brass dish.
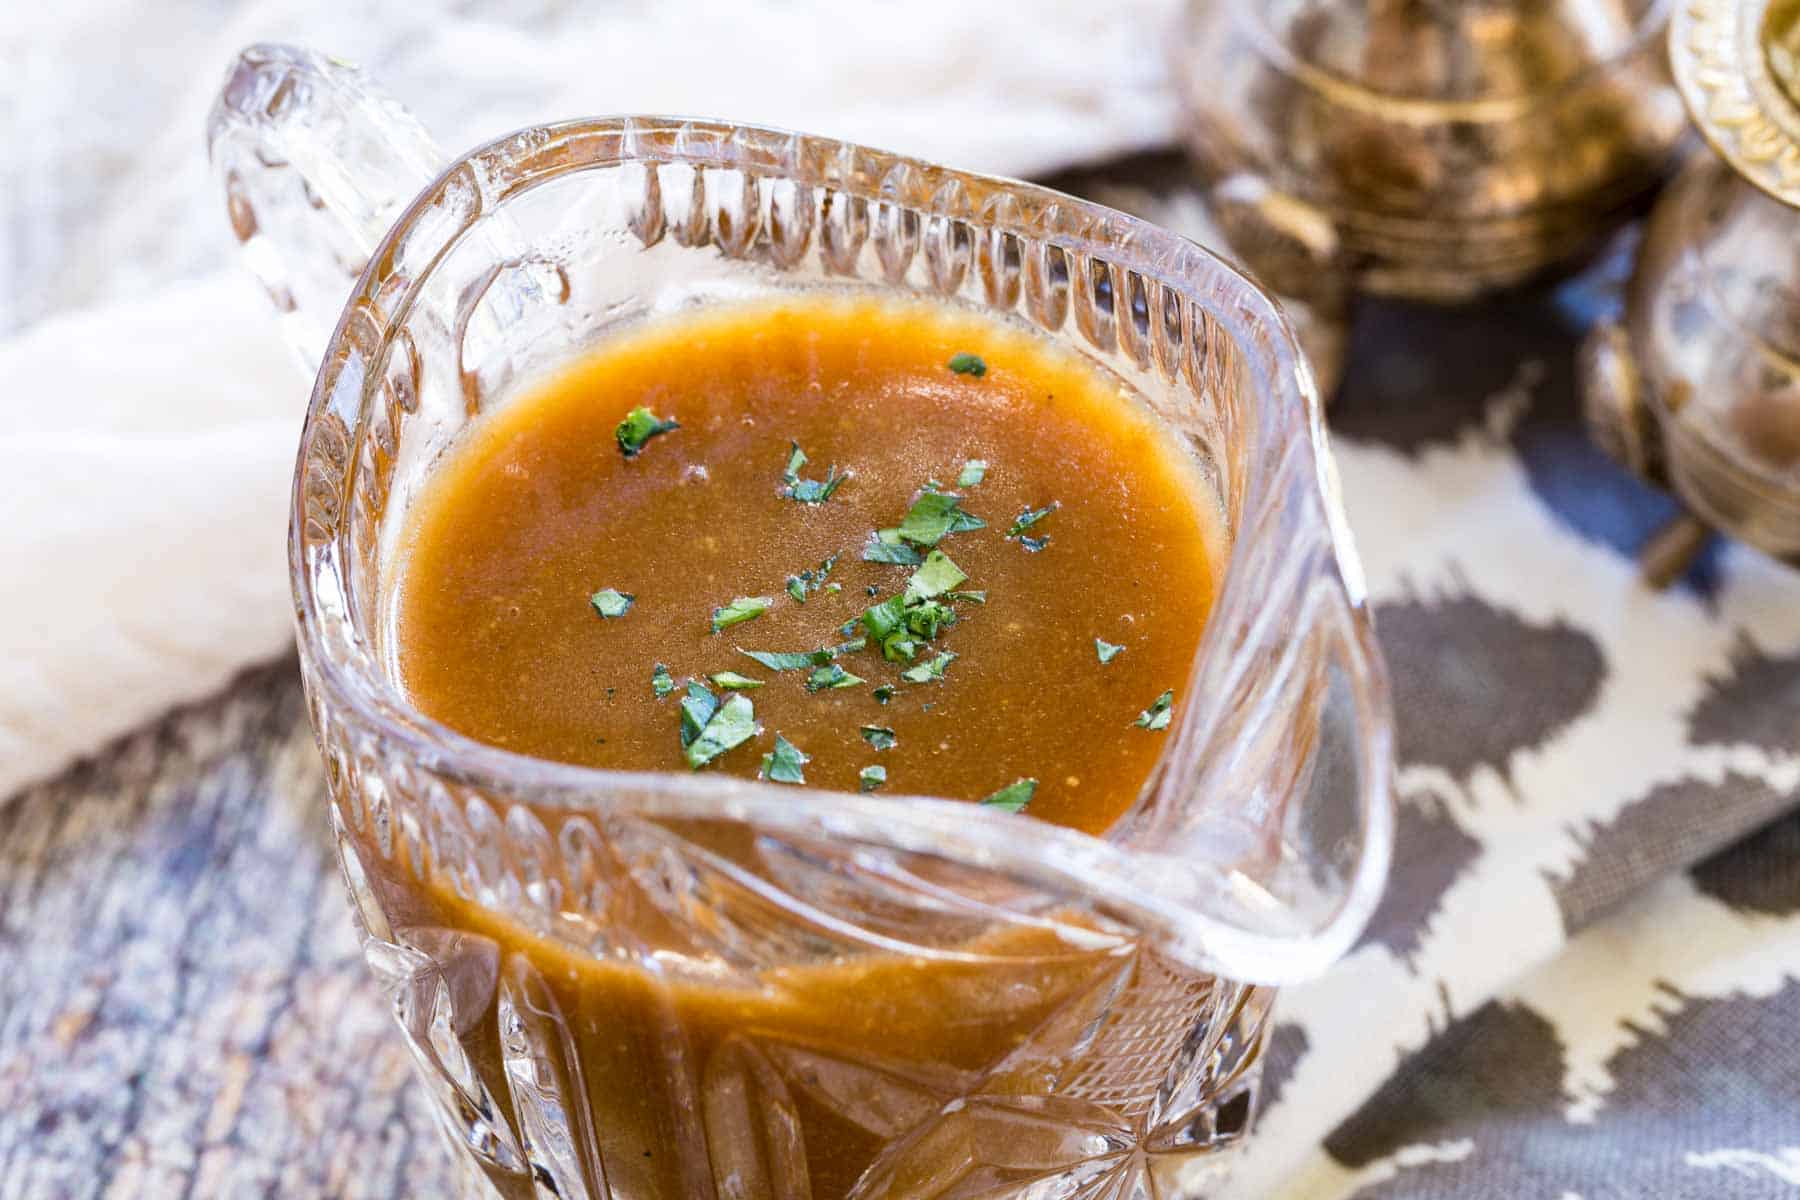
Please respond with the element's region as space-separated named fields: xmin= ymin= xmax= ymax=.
xmin=1174 ymin=0 xmax=1688 ymax=305
xmin=1581 ymin=0 xmax=1800 ymax=581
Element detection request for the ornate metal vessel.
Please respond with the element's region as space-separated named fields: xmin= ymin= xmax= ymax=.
xmin=1174 ymin=0 xmax=1688 ymax=304
xmin=1581 ymin=0 xmax=1800 ymax=580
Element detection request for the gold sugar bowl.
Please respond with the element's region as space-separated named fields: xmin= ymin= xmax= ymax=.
xmin=1172 ymin=1 xmax=1688 ymax=306
xmin=1581 ymin=0 xmax=1800 ymax=580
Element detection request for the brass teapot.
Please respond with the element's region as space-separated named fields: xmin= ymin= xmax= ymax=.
xmin=1174 ymin=0 xmax=1688 ymax=306
xmin=1581 ymin=0 xmax=1800 ymax=580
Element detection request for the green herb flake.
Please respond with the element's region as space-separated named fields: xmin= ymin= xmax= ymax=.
xmin=1020 ymin=535 xmax=1050 ymax=553
xmin=590 ymin=589 xmax=635 ymax=619
xmin=779 ymin=441 xmax=847 ymax=504
xmin=739 ymin=647 xmax=832 ymax=672
xmin=826 ymin=582 xmax=842 ymax=594
xmin=947 ymin=590 xmax=987 ymax=604
xmin=859 ymin=765 xmax=887 ymax=793
xmin=904 ymin=549 xmax=967 ymax=602
xmin=831 ymin=636 xmax=870 ymax=656
xmin=709 ymin=671 xmax=764 ymax=691
xmin=615 ymin=407 xmax=679 ymax=458
xmin=860 ymin=595 xmax=909 ymax=642
xmin=859 ymin=725 xmax=897 ymax=751
xmin=957 ymin=459 xmax=988 ymax=487
xmin=1096 ymin=638 xmax=1125 ymax=665
xmin=881 ymin=633 xmax=921 ymax=663
xmin=783 ymin=442 xmax=808 ymax=482
xmin=685 ymin=693 xmax=758 ymax=769
xmin=981 ymin=778 xmax=1036 ymax=813
xmin=897 ymin=491 xmax=985 ymax=547
xmin=806 ymin=663 xmax=865 ymax=692
xmin=785 ymin=553 xmax=840 ymax=603
xmin=948 ymin=352 xmax=988 ymax=378
xmin=1006 ymin=502 xmax=1060 ymax=540
xmin=789 ymin=472 xmax=846 ymax=504
xmin=651 ymin=663 xmax=675 ymax=698
xmin=710 ymin=595 xmax=773 ymax=634
xmin=759 ymin=734 xmax=809 ymax=784
xmin=679 ymin=681 xmax=720 ymax=749
xmin=901 ymin=650 xmax=957 ymax=684
xmin=863 ymin=537 xmax=925 ymax=566
xmin=1135 ymin=689 xmax=1175 ymax=731
xmin=903 ymin=600 xmax=955 ymax=641
xmin=873 ymin=685 xmax=894 ymax=704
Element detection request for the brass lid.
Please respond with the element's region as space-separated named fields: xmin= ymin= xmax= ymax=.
xmin=1674 ymin=0 xmax=1800 ymax=205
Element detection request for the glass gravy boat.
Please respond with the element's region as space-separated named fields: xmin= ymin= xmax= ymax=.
xmin=210 ymin=44 xmax=1393 ymax=1199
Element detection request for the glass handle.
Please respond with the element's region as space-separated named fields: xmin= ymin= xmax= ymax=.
xmin=208 ymin=44 xmax=447 ymax=372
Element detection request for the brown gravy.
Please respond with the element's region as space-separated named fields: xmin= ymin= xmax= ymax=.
xmin=393 ymin=296 xmax=1221 ymax=835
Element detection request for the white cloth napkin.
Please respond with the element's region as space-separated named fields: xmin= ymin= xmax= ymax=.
xmin=0 ymin=0 xmax=1182 ymax=798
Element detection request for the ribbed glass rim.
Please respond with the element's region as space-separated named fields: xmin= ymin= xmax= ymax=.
xmin=288 ymin=114 xmax=1394 ymax=984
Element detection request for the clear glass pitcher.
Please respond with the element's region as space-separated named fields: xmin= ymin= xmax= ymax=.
xmin=210 ymin=44 xmax=1393 ymax=1199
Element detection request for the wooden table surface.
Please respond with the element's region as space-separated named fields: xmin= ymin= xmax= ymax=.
xmin=0 ymin=662 xmax=459 ymax=1198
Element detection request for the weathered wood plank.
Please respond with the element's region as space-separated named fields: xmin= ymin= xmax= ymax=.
xmin=0 ymin=660 xmax=458 ymax=1199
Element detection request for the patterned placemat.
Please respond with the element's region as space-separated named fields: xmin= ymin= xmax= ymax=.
xmin=1225 ymin=254 xmax=1800 ymax=1198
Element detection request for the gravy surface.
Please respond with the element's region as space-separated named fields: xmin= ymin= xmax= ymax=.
xmin=393 ymin=297 xmax=1221 ymax=835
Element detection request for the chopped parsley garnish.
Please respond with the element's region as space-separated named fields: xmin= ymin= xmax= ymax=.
xmin=739 ymin=647 xmax=832 ymax=672
xmin=882 ymin=635 xmax=921 ymax=663
xmin=897 ymin=491 xmax=985 ymax=547
xmin=785 ymin=553 xmax=839 ymax=603
xmin=685 ymin=692 xmax=758 ymax=769
xmin=981 ymin=778 xmax=1036 ymax=812
xmin=947 ymin=590 xmax=987 ymax=604
xmin=859 ymin=765 xmax=887 ymax=792
xmin=859 ymin=725 xmax=897 ymax=751
xmin=860 ymin=595 xmax=909 ymax=643
xmin=873 ymin=685 xmax=894 ymax=704
xmin=651 ymin=663 xmax=674 ymax=698
xmin=759 ymin=734 xmax=808 ymax=784
xmin=590 ymin=589 xmax=634 ymax=619
xmin=901 ymin=650 xmax=957 ymax=684
xmin=1019 ymin=535 xmax=1049 ymax=553
xmin=903 ymin=600 xmax=955 ymax=641
xmin=779 ymin=441 xmax=846 ymax=504
xmin=679 ymin=680 xmax=719 ymax=748
xmin=905 ymin=549 xmax=966 ymax=601
xmin=862 ymin=544 xmax=973 ymax=663
xmin=1096 ymin=638 xmax=1125 ymax=664
xmin=832 ymin=636 xmax=869 ymax=655
xmin=806 ymin=663 xmax=865 ymax=692
xmin=615 ymin=407 xmax=678 ymax=457
xmin=710 ymin=595 xmax=772 ymax=633
xmin=948 ymin=352 xmax=987 ymax=377
xmin=957 ymin=460 xmax=988 ymax=487
xmin=1006 ymin=502 xmax=1059 ymax=540
xmin=1135 ymin=689 xmax=1174 ymax=731
xmin=709 ymin=671 xmax=764 ymax=691
xmin=863 ymin=535 xmax=924 ymax=566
